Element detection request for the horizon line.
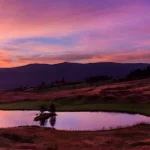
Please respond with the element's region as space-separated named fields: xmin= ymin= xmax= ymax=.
xmin=0 ymin=61 xmax=149 ymax=69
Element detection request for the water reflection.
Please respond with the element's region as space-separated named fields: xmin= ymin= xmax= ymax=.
xmin=50 ymin=116 xmax=56 ymax=128
xmin=34 ymin=112 xmax=57 ymax=128
xmin=35 ymin=103 xmax=57 ymax=128
xmin=40 ymin=119 xmax=47 ymax=127
xmin=0 ymin=111 xmax=149 ymax=130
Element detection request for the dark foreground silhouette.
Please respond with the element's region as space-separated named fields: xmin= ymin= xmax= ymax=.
xmin=0 ymin=62 xmax=149 ymax=89
xmin=34 ymin=103 xmax=57 ymax=127
xmin=0 ymin=123 xmax=149 ymax=150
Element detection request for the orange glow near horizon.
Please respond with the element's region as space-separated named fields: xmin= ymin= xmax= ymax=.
xmin=0 ymin=0 xmax=150 ymax=67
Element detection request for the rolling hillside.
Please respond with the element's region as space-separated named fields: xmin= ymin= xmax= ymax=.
xmin=0 ymin=62 xmax=149 ymax=89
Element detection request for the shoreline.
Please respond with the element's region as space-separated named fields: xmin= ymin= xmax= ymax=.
xmin=0 ymin=123 xmax=149 ymax=149
xmin=0 ymin=102 xmax=150 ymax=117
xmin=0 ymin=109 xmax=149 ymax=116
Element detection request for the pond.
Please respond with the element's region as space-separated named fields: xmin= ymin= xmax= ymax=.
xmin=0 ymin=111 xmax=150 ymax=131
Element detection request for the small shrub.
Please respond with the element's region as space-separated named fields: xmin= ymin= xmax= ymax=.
xmin=49 ymin=103 xmax=56 ymax=113
xmin=130 ymin=141 xmax=150 ymax=147
xmin=2 ymin=133 xmax=34 ymax=143
xmin=39 ymin=104 xmax=47 ymax=113
xmin=47 ymin=144 xmax=58 ymax=150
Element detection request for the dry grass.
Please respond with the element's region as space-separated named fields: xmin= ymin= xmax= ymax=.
xmin=0 ymin=78 xmax=149 ymax=104
xmin=0 ymin=124 xmax=149 ymax=149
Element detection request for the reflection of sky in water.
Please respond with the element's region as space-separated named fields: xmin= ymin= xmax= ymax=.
xmin=0 ymin=111 xmax=150 ymax=131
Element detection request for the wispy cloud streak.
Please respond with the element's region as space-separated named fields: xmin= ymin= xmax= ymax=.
xmin=0 ymin=0 xmax=150 ymax=67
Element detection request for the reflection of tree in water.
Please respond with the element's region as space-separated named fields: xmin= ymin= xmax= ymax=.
xmin=50 ymin=116 xmax=56 ymax=128
xmin=40 ymin=119 xmax=47 ymax=127
xmin=34 ymin=103 xmax=57 ymax=128
xmin=39 ymin=116 xmax=56 ymax=128
xmin=49 ymin=103 xmax=56 ymax=128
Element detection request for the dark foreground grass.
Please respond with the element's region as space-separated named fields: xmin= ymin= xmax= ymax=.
xmin=2 ymin=133 xmax=34 ymax=143
xmin=27 ymin=80 xmax=114 ymax=93
xmin=0 ymin=97 xmax=150 ymax=116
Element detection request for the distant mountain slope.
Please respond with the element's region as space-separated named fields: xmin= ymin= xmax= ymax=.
xmin=0 ymin=62 xmax=149 ymax=89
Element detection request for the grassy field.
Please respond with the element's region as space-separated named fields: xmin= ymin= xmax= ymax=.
xmin=26 ymin=80 xmax=114 ymax=93
xmin=0 ymin=97 xmax=150 ymax=116
xmin=0 ymin=123 xmax=150 ymax=149
xmin=0 ymin=78 xmax=149 ymax=117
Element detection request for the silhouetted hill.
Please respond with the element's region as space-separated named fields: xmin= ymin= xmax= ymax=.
xmin=0 ymin=62 xmax=149 ymax=89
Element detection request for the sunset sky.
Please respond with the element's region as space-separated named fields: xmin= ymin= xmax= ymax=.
xmin=0 ymin=0 xmax=150 ymax=67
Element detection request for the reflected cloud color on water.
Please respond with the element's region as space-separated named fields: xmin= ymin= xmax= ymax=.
xmin=0 ymin=111 xmax=150 ymax=131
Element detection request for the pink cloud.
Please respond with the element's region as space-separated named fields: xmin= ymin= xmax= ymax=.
xmin=90 ymin=50 xmax=150 ymax=63
xmin=0 ymin=0 xmax=150 ymax=67
xmin=0 ymin=0 xmax=149 ymax=40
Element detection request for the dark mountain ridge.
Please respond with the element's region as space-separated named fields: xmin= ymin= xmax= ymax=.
xmin=0 ymin=62 xmax=149 ymax=89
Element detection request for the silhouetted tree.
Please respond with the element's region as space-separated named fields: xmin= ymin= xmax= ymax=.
xmin=85 ymin=75 xmax=112 ymax=83
xmin=127 ymin=66 xmax=150 ymax=80
xmin=39 ymin=104 xmax=47 ymax=114
xmin=49 ymin=103 xmax=56 ymax=113
xmin=38 ymin=81 xmax=46 ymax=90
xmin=19 ymin=85 xmax=23 ymax=90
xmin=51 ymin=82 xmax=54 ymax=87
xmin=61 ymin=77 xmax=65 ymax=84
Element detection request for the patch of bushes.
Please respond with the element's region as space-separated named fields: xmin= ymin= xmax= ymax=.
xmin=130 ymin=141 xmax=150 ymax=147
xmin=2 ymin=133 xmax=34 ymax=143
xmin=47 ymin=144 xmax=58 ymax=150
xmin=0 ymin=140 xmax=9 ymax=147
xmin=39 ymin=104 xmax=47 ymax=113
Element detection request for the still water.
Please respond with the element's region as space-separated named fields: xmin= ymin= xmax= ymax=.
xmin=0 ymin=111 xmax=150 ymax=131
